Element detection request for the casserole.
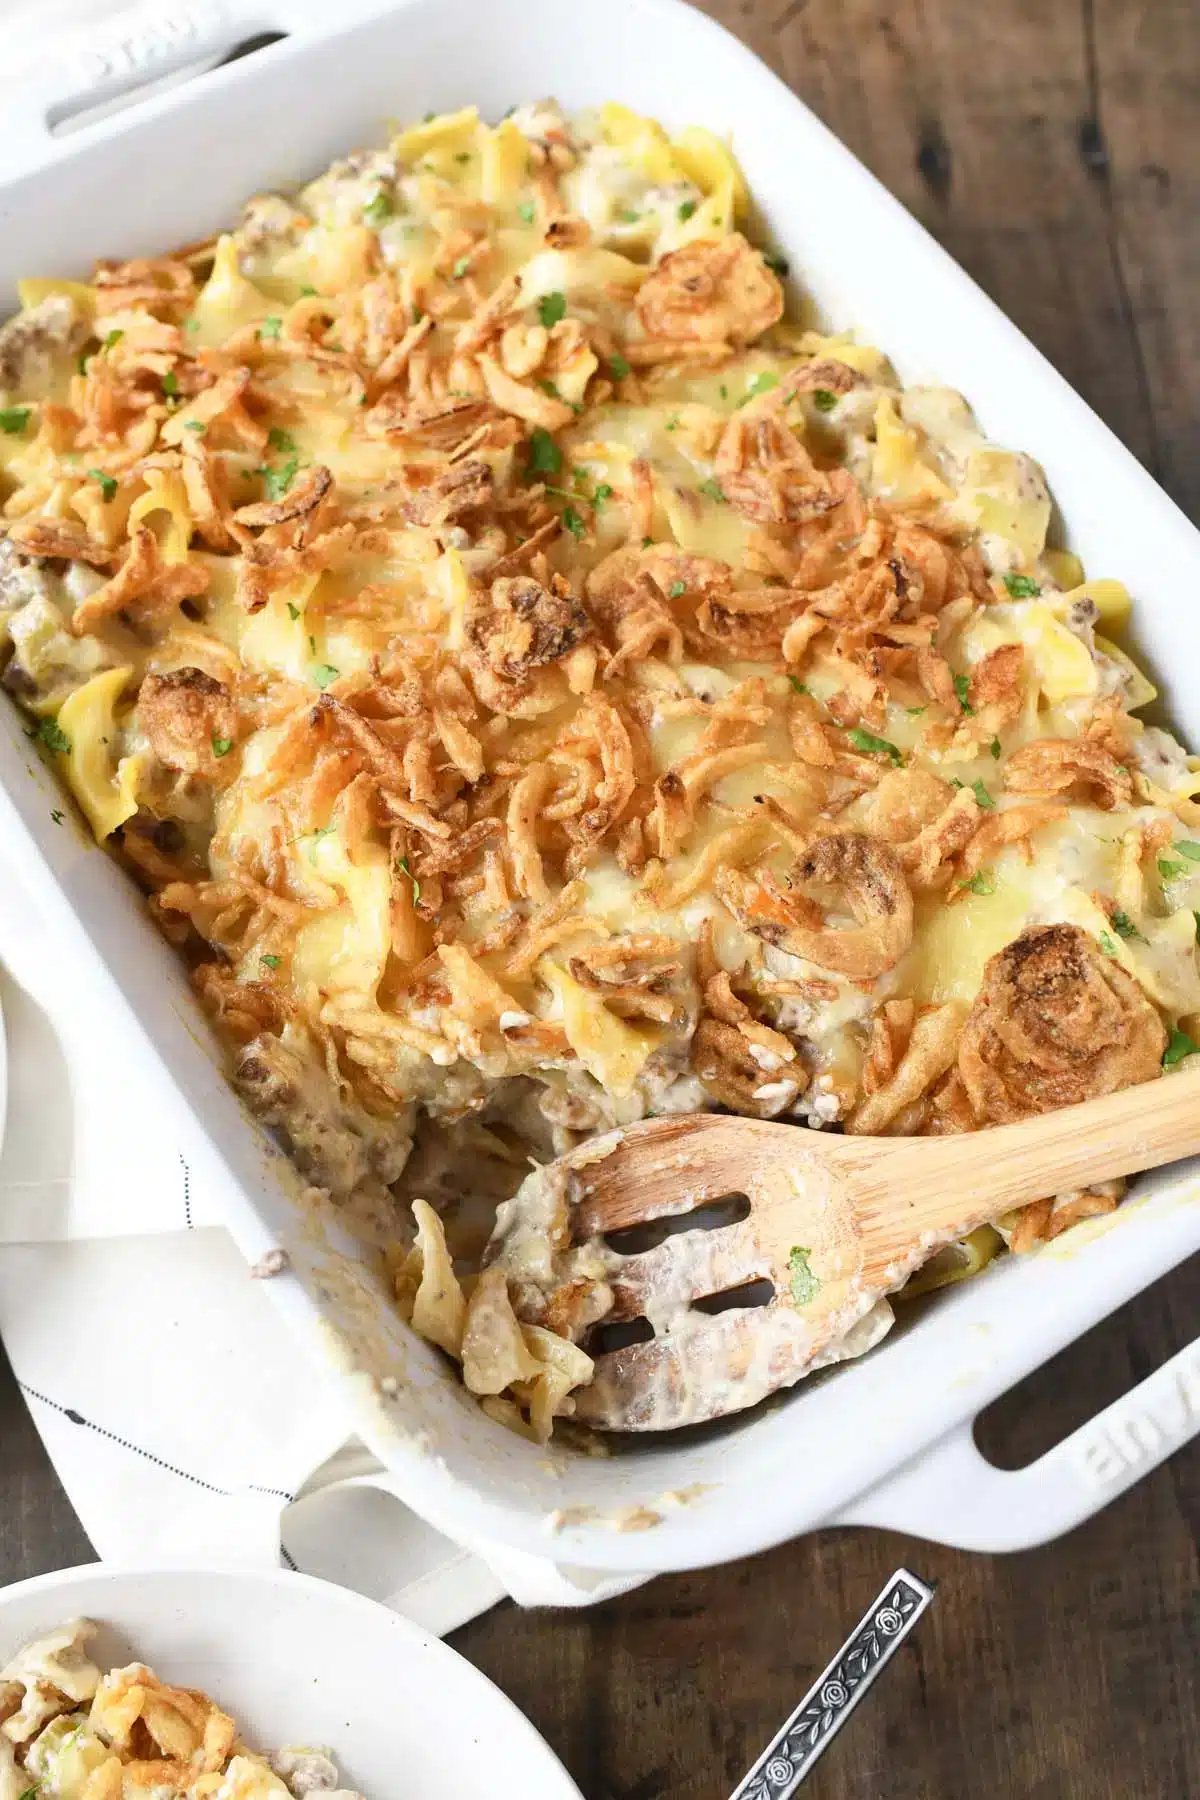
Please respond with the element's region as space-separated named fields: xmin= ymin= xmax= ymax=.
xmin=0 ymin=0 xmax=1197 ymax=1572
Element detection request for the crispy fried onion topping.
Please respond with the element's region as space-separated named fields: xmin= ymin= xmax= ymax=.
xmin=137 ymin=666 xmax=238 ymax=780
xmin=70 ymin=525 xmax=209 ymax=636
xmin=635 ymin=232 xmax=784 ymax=346
xmin=958 ymin=923 xmax=1166 ymax=1124
xmin=1003 ymin=737 xmax=1134 ymax=811
xmin=463 ymin=573 xmax=595 ymax=717
xmin=848 ymin=997 xmax=967 ymax=1135
xmin=715 ymin=831 xmax=914 ymax=979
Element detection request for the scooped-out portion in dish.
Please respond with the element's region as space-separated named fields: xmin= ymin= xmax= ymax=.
xmin=0 ymin=1618 xmax=365 ymax=1797
xmin=2 ymin=100 xmax=1199 ymax=1438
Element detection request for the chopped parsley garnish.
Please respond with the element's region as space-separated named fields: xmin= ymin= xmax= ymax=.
xmin=312 ymin=663 xmax=340 ymax=689
xmin=763 ymin=250 xmax=789 ymax=277
xmin=451 ymin=255 xmax=471 ymax=279
xmin=259 ymin=316 xmax=282 ymax=340
xmin=560 ymin=504 xmax=586 ymax=539
xmin=518 ymin=201 xmax=536 ymax=223
xmin=286 ymin=602 xmax=301 ymax=620
xmin=616 ymin=206 xmax=640 ymax=223
xmin=0 ymin=407 xmax=30 ymax=434
xmin=268 ymin=426 xmax=297 ymax=454
xmin=260 ymin=954 xmax=282 ymax=970
xmin=537 ymin=377 xmax=581 ymax=413
xmin=970 ymin=779 xmax=995 ymax=809
xmin=538 ymin=291 xmax=567 ymax=329
xmin=906 ymin=704 xmax=927 ymax=716
xmin=1163 ymin=1028 xmax=1198 ymax=1069
xmin=665 ymin=416 xmax=680 ymax=431
xmin=953 ymin=672 xmax=974 ymax=713
xmin=1176 ymin=841 xmax=1200 ymax=861
xmin=49 ymin=810 xmax=64 ymax=826
xmin=741 ymin=370 xmax=780 ymax=404
xmin=811 ymin=388 xmax=838 ymax=412
xmin=184 ymin=419 xmax=206 ymax=434
xmin=959 ymin=870 xmax=996 ymax=896
xmin=678 ymin=198 xmax=698 ymax=221
xmin=362 ymin=190 xmax=393 ymax=228
xmin=89 ymin=469 xmax=117 ymax=502
xmin=308 ymin=634 xmax=317 ymax=654
xmin=211 ymin=733 xmax=233 ymax=758
xmin=77 ymin=351 xmax=91 ymax=375
xmin=455 ymin=151 xmax=471 ymax=163
xmin=1099 ymin=932 xmax=1119 ymax=957
xmin=990 ymin=736 xmax=1002 ymax=759
xmin=787 ymin=1245 xmax=820 ymax=1307
xmin=527 ymin=426 xmax=562 ymax=476
xmin=1111 ymin=910 xmax=1146 ymax=943
xmin=300 ymin=284 xmax=318 ymax=297
xmin=185 ymin=316 xmax=200 ymax=333
xmin=591 ymin=482 xmax=613 ymax=512
xmin=642 ymin=535 xmax=653 ymax=548
xmin=698 ymin=477 xmax=726 ymax=503
xmin=1003 ymin=572 xmax=1040 ymax=599
xmin=104 ymin=328 xmax=124 ymax=349
xmin=398 ymin=855 xmax=420 ymax=904
xmin=35 ymin=717 xmax=71 ymax=754
xmin=787 ymin=675 xmax=811 ymax=695
xmin=608 ymin=352 xmax=631 ymax=381
xmin=261 ymin=456 xmax=298 ymax=500
xmin=1158 ymin=857 xmax=1187 ymax=882
xmin=846 ymin=726 xmax=903 ymax=766
xmin=668 ymin=580 xmax=686 ymax=599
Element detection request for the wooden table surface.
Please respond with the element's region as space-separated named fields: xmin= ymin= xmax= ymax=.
xmin=2 ymin=0 xmax=1198 ymax=1794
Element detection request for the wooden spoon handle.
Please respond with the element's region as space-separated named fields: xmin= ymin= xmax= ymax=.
xmin=844 ymin=1070 xmax=1200 ymax=1250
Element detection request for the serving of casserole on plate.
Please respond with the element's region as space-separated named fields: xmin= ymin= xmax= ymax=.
xmin=2 ymin=87 xmax=1198 ymax=1444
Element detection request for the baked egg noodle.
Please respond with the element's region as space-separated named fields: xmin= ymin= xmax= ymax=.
xmin=2 ymin=100 xmax=1198 ymax=1437
xmin=0 ymin=1619 xmax=364 ymax=1798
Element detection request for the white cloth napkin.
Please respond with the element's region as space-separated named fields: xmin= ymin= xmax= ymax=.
xmin=0 ymin=846 xmax=645 ymax=1629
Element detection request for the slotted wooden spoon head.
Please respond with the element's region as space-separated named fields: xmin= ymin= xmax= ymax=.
xmin=553 ymin=1114 xmax=882 ymax=1432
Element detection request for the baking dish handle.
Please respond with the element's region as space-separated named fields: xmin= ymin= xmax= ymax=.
xmin=2 ymin=0 xmax=395 ymax=174
xmin=837 ymin=1335 xmax=1200 ymax=1551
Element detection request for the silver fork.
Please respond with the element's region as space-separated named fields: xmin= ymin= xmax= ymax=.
xmin=728 ymin=1567 xmax=935 ymax=1798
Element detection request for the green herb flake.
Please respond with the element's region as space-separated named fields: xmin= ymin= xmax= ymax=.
xmin=518 ymin=201 xmax=536 ymax=224
xmin=811 ymin=388 xmax=838 ymax=412
xmin=787 ymin=1245 xmax=820 ymax=1307
xmin=36 ymin=716 xmax=71 ymax=754
xmin=259 ymin=316 xmax=282 ymax=340
xmin=311 ymin=663 xmax=340 ymax=689
xmin=286 ymin=602 xmax=300 ymax=620
xmin=398 ymin=854 xmax=421 ymax=905
xmin=668 ymin=580 xmax=686 ymax=599
xmin=970 ymin=779 xmax=995 ymax=809
xmin=846 ymin=726 xmax=902 ymax=766
xmin=527 ymin=426 xmax=562 ymax=477
xmin=1099 ymin=932 xmax=1118 ymax=958
xmin=763 ymin=250 xmax=789 ymax=277
xmin=161 ymin=370 xmax=179 ymax=398
xmin=959 ymin=870 xmax=996 ymax=897
xmin=185 ymin=316 xmax=200 ymax=334
xmin=538 ymin=291 xmax=567 ymax=329
xmin=261 ymin=456 xmax=298 ymax=501
xmin=451 ymin=255 xmax=471 ymax=279
xmin=953 ymin=672 xmax=974 ymax=713
xmin=678 ymin=198 xmax=698 ymax=221
xmin=299 ymin=284 xmax=318 ymax=297
xmin=642 ymin=535 xmax=653 ymax=548
xmin=787 ymin=675 xmax=811 ymax=695
xmin=184 ymin=420 xmax=206 ymax=434
xmin=89 ymin=468 xmax=117 ymax=502
xmin=77 ymin=351 xmax=91 ymax=376
xmin=741 ymin=370 xmax=780 ymax=404
xmin=49 ymin=810 xmax=64 ymax=827
xmin=211 ymin=733 xmax=233 ymax=758
xmin=104 ymin=328 xmax=124 ymax=349
xmin=1175 ymin=841 xmax=1200 ymax=861
xmin=268 ymin=426 xmax=297 ymax=454
xmin=698 ymin=477 xmax=726 ymax=503
xmin=260 ymin=954 xmax=282 ymax=971
xmin=591 ymin=483 xmax=613 ymax=513
xmin=1003 ymin=572 xmax=1041 ymax=599
xmin=1158 ymin=857 xmax=1187 ymax=883
xmin=0 ymin=407 xmax=31 ymax=435
xmin=905 ymin=704 xmax=927 ymax=717
xmin=608 ymin=352 xmax=631 ymax=381
xmin=362 ymin=187 xmax=394 ymax=226
xmin=616 ymin=206 xmax=640 ymax=223
xmin=990 ymin=736 xmax=1002 ymax=759
xmin=561 ymin=504 xmax=586 ymax=540
xmin=664 ymin=416 xmax=680 ymax=432
xmin=1163 ymin=1028 xmax=1199 ymax=1069
xmin=1111 ymin=910 xmax=1146 ymax=943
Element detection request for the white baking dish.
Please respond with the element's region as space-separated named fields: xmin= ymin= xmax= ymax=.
xmin=1 ymin=0 xmax=1197 ymax=1577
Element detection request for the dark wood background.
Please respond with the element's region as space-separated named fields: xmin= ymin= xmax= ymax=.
xmin=2 ymin=0 xmax=1197 ymax=1794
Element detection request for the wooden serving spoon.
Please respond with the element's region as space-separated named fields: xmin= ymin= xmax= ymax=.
xmin=544 ymin=1075 xmax=1200 ymax=1431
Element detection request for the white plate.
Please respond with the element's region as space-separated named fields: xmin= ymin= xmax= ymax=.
xmin=0 ymin=1563 xmax=581 ymax=1800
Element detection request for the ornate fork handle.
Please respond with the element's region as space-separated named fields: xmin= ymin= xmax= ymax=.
xmin=728 ymin=1567 xmax=935 ymax=1799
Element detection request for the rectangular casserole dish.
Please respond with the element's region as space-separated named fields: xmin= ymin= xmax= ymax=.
xmin=0 ymin=0 xmax=1197 ymax=1575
